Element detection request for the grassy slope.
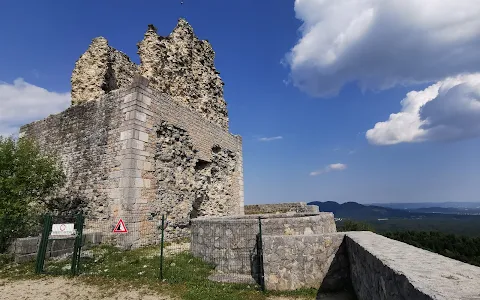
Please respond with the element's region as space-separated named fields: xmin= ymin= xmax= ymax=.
xmin=0 ymin=245 xmax=320 ymax=300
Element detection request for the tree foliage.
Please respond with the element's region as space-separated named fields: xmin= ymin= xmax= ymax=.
xmin=337 ymin=219 xmax=375 ymax=232
xmin=383 ymin=231 xmax=480 ymax=267
xmin=0 ymin=136 xmax=65 ymax=252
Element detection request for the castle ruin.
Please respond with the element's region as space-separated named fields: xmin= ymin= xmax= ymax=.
xmin=20 ymin=19 xmax=244 ymax=240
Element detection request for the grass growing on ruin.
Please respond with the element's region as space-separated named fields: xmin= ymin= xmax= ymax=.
xmin=0 ymin=245 xmax=318 ymax=300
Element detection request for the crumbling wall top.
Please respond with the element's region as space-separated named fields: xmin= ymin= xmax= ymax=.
xmin=71 ymin=18 xmax=229 ymax=129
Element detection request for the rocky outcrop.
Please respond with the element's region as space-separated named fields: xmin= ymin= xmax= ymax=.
xmin=137 ymin=20 xmax=229 ymax=129
xmin=71 ymin=37 xmax=138 ymax=105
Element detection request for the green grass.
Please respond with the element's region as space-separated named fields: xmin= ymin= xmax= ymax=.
xmin=0 ymin=245 xmax=319 ymax=300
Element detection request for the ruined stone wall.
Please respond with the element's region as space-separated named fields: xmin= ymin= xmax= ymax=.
xmin=137 ymin=20 xmax=228 ymax=129
xmin=71 ymin=37 xmax=138 ymax=105
xmin=244 ymin=202 xmax=319 ymax=215
xmin=130 ymin=79 xmax=243 ymax=239
xmin=19 ymin=89 xmax=131 ymax=218
xmin=22 ymin=76 xmax=243 ymax=245
xmin=71 ymin=19 xmax=229 ymax=127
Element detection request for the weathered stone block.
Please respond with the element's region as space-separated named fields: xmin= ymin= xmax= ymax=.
xmin=346 ymin=231 xmax=480 ymax=300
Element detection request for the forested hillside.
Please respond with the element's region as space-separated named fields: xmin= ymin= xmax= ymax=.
xmin=384 ymin=231 xmax=480 ymax=267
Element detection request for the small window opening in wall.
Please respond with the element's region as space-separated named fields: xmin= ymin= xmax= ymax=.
xmin=195 ymin=159 xmax=211 ymax=171
xmin=212 ymin=145 xmax=221 ymax=153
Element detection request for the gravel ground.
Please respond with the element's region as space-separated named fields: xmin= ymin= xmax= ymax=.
xmin=0 ymin=278 xmax=173 ymax=300
xmin=0 ymin=277 xmax=355 ymax=300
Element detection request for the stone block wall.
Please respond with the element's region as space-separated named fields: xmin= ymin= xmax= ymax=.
xmin=7 ymin=232 xmax=102 ymax=263
xmin=262 ymin=233 xmax=349 ymax=291
xmin=20 ymin=75 xmax=244 ymax=246
xmin=20 ymin=89 xmax=129 ymax=219
xmin=244 ymin=202 xmax=319 ymax=215
xmin=345 ymin=231 xmax=480 ymax=300
xmin=190 ymin=213 xmax=336 ymax=276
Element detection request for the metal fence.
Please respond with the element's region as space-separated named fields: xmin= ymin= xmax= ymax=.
xmin=35 ymin=213 xmax=266 ymax=291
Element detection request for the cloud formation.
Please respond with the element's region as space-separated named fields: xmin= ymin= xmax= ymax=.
xmin=310 ymin=163 xmax=347 ymax=176
xmin=258 ymin=136 xmax=283 ymax=142
xmin=366 ymin=73 xmax=480 ymax=145
xmin=287 ymin=0 xmax=480 ymax=97
xmin=0 ymin=78 xmax=70 ymax=137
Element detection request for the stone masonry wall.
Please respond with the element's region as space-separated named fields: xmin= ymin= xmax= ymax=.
xmin=132 ymin=78 xmax=244 ymax=228
xmin=71 ymin=37 xmax=138 ymax=105
xmin=7 ymin=233 xmax=102 ymax=263
xmin=21 ymin=75 xmax=243 ymax=245
xmin=345 ymin=231 xmax=480 ymax=300
xmin=191 ymin=213 xmax=336 ymax=275
xmin=244 ymin=202 xmax=319 ymax=215
xmin=262 ymin=233 xmax=350 ymax=291
xmin=20 ymin=89 xmax=130 ymax=218
xmin=138 ymin=20 xmax=228 ymax=129
xmin=153 ymin=121 xmax=239 ymax=239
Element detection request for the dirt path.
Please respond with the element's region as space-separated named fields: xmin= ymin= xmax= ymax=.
xmin=0 ymin=277 xmax=354 ymax=300
xmin=0 ymin=278 xmax=173 ymax=300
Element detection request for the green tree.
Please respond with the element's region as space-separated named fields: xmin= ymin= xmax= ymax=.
xmin=0 ymin=136 xmax=65 ymax=252
xmin=338 ymin=219 xmax=375 ymax=232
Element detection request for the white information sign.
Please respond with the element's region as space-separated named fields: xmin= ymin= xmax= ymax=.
xmin=51 ymin=223 xmax=76 ymax=236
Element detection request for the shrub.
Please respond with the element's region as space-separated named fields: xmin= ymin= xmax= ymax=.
xmin=0 ymin=136 xmax=65 ymax=252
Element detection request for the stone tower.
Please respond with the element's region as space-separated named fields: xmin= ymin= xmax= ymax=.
xmin=20 ymin=19 xmax=244 ymax=244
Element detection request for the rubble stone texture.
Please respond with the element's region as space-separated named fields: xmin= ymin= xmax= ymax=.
xmin=137 ymin=20 xmax=229 ymax=129
xmin=154 ymin=122 xmax=238 ymax=240
xmin=71 ymin=37 xmax=138 ymax=105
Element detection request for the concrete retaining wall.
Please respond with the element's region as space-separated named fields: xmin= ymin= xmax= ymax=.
xmin=7 ymin=232 xmax=102 ymax=263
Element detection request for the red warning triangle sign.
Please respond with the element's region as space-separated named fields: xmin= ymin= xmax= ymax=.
xmin=113 ymin=219 xmax=128 ymax=233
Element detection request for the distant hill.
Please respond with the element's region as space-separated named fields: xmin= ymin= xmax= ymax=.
xmin=308 ymin=201 xmax=423 ymax=220
xmin=368 ymin=202 xmax=480 ymax=215
xmin=307 ymin=201 xmax=480 ymax=237
xmin=370 ymin=202 xmax=480 ymax=210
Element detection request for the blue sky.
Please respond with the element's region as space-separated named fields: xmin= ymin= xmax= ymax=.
xmin=1 ymin=0 xmax=480 ymax=204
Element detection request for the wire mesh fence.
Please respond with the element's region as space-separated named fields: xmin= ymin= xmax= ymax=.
xmin=34 ymin=213 xmax=266 ymax=291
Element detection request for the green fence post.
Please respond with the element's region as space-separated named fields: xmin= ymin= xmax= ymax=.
xmin=71 ymin=213 xmax=84 ymax=276
xmin=35 ymin=214 xmax=52 ymax=274
xmin=258 ymin=217 xmax=265 ymax=292
xmin=76 ymin=213 xmax=85 ymax=275
xmin=159 ymin=214 xmax=165 ymax=280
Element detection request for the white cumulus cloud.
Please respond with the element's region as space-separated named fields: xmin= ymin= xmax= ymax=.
xmin=310 ymin=163 xmax=347 ymax=176
xmin=286 ymin=0 xmax=480 ymax=97
xmin=366 ymin=73 xmax=480 ymax=145
xmin=0 ymin=78 xmax=70 ymax=137
xmin=258 ymin=136 xmax=283 ymax=142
